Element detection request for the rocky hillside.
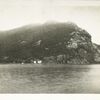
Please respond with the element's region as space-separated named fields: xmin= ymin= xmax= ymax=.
xmin=93 ymin=43 xmax=100 ymax=63
xmin=0 ymin=22 xmax=99 ymax=64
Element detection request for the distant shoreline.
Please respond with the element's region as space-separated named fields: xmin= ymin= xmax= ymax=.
xmin=0 ymin=63 xmax=99 ymax=66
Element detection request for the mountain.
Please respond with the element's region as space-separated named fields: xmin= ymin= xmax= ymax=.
xmin=0 ymin=22 xmax=99 ymax=64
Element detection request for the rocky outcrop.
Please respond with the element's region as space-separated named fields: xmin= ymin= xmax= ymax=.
xmin=64 ymin=29 xmax=94 ymax=64
xmin=93 ymin=43 xmax=100 ymax=63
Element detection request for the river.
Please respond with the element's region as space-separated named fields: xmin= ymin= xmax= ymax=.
xmin=0 ymin=64 xmax=100 ymax=93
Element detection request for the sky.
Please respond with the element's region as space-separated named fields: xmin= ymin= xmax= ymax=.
xmin=0 ymin=0 xmax=100 ymax=44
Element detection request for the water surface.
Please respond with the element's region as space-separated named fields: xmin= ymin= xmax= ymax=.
xmin=0 ymin=64 xmax=100 ymax=93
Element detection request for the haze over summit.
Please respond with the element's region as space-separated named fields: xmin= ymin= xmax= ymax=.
xmin=0 ymin=0 xmax=100 ymax=44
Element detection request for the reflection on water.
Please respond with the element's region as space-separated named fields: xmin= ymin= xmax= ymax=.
xmin=0 ymin=64 xmax=99 ymax=93
xmin=86 ymin=65 xmax=100 ymax=93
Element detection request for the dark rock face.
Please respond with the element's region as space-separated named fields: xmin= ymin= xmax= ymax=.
xmin=0 ymin=22 xmax=99 ymax=64
xmin=65 ymin=29 xmax=94 ymax=64
xmin=92 ymin=43 xmax=100 ymax=63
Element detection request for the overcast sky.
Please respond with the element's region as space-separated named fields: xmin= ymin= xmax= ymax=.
xmin=0 ymin=0 xmax=100 ymax=44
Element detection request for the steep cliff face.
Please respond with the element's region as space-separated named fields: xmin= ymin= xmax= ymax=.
xmin=92 ymin=43 xmax=100 ymax=63
xmin=64 ymin=29 xmax=94 ymax=64
xmin=0 ymin=22 xmax=98 ymax=64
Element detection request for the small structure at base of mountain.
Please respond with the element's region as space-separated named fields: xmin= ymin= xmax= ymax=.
xmin=33 ymin=60 xmax=42 ymax=64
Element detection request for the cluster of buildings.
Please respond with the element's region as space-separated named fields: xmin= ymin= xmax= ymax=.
xmin=33 ymin=60 xmax=42 ymax=64
xmin=21 ymin=59 xmax=42 ymax=64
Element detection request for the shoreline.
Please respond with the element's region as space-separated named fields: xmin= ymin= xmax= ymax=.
xmin=0 ymin=63 xmax=99 ymax=68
